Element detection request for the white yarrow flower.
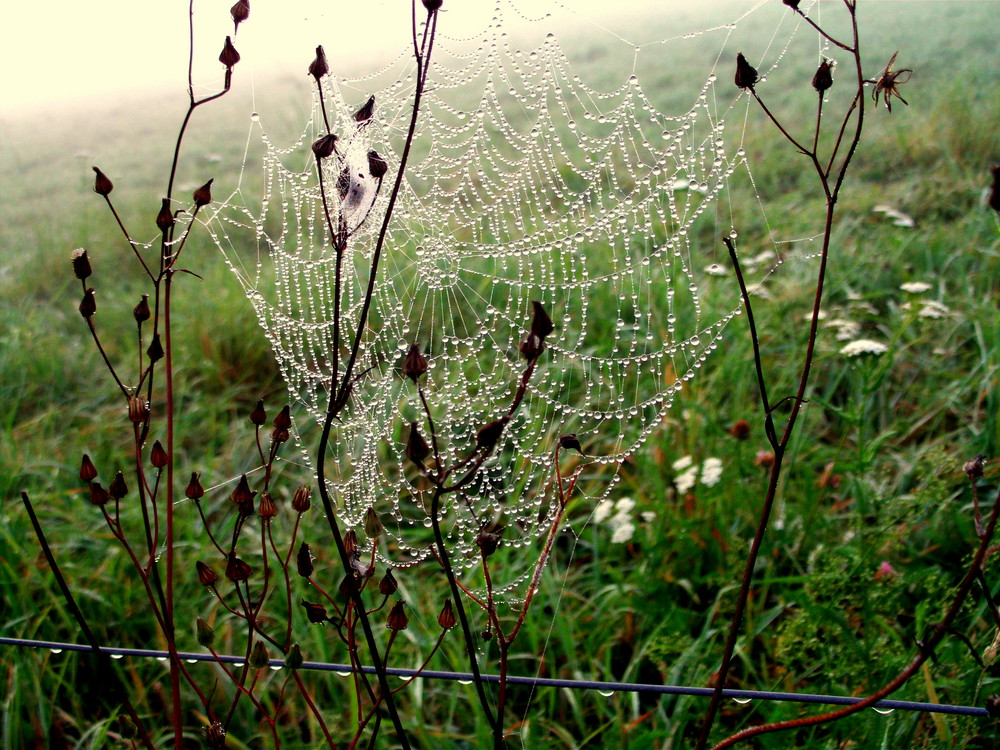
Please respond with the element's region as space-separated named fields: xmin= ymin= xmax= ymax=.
xmin=840 ymin=339 xmax=888 ymax=357
xmin=900 ymin=281 xmax=932 ymax=294
xmin=918 ymin=300 xmax=950 ymax=319
xmin=700 ymin=457 xmax=724 ymax=487
xmin=593 ymin=499 xmax=614 ymax=524
xmin=611 ymin=520 xmax=636 ymax=544
xmin=672 ymin=455 xmax=694 ymax=471
xmin=675 ymin=466 xmax=699 ymax=494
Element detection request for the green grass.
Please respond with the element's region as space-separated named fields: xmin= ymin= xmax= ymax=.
xmin=2 ymin=2 xmax=1000 ymax=748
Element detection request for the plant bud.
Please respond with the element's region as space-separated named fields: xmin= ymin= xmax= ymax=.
xmin=343 ymin=529 xmax=358 ymax=556
xmin=186 ymin=472 xmax=205 ymax=500
xmin=248 ymin=640 xmax=270 ymax=669
xmin=476 ymin=417 xmax=509 ymax=450
xmin=80 ymin=454 xmax=98 ymax=482
xmin=297 ymin=541 xmax=314 ymax=578
xmin=364 ymin=507 xmax=384 ymax=539
xmin=196 ymin=561 xmax=218 ymax=586
xmin=150 ymin=440 xmax=168 ymax=468
xmin=386 ymin=600 xmax=408 ymax=631
xmin=559 ymin=434 xmax=583 ymax=453
xmin=354 ymin=95 xmax=375 ymax=123
xmin=529 ymin=300 xmax=554 ymax=340
xmin=273 ymin=404 xmax=292 ymax=431
xmin=108 ymin=471 xmax=128 ymax=500
xmin=437 ymin=599 xmax=456 ymax=630
xmin=379 ymin=568 xmax=398 ymax=595
xmin=309 ymin=45 xmax=329 ymax=80
xmin=230 ymin=474 xmax=256 ymax=516
xmin=368 ymin=150 xmax=388 ymax=179
xmin=249 ymin=399 xmax=266 ymax=425
xmin=193 ymin=178 xmax=214 ymax=207
xmin=196 ymin=616 xmax=215 ymax=647
xmin=812 ymin=58 xmax=834 ymax=93
xmin=312 ymin=134 xmax=339 ymax=159
xmin=292 ymin=485 xmax=312 ymax=513
xmin=406 ymin=422 xmax=430 ymax=465
xmin=422 ymin=0 xmax=443 ymax=11
xmin=156 ymin=198 xmax=174 ymax=232
xmin=205 ymin=721 xmax=226 ymax=748
xmin=519 ymin=332 xmax=544 ymax=360
xmin=402 ymin=344 xmax=428 ymax=382
xmin=79 ymin=288 xmax=97 ymax=319
xmin=735 ymin=52 xmax=758 ymax=90
xmin=226 ymin=553 xmax=252 ymax=582
xmin=286 ymin=643 xmax=303 ymax=669
xmin=230 ymin=0 xmax=249 ymax=33
xmin=219 ymin=36 xmax=241 ymax=69
xmin=258 ymin=491 xmax=277 ymax=519
xmin=92 ymin=166 xmax=113 ymax=196
xmin=127 ymin=395 xmax=148 ymax=424
xmin=89 ymin=481 xmax=110 ymax=506
xmin=147 ymin=334 xmax=164 ymax=363
xmin=71 ymin=248 xmax=92 ymax=280
xmin=133 ymin=294 xmax=151 ymax=323
xmin=728 ymin=419 xmax=751 ymax=440
xmin=476 ymin=530 xmax=501 ymax=558
xmin=301 ymin=599 xmax=328 ymax=624
xmin=964 ymin=455 xmax=987 ymax=479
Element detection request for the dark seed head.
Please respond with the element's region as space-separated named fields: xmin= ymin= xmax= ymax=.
xmin=812 ymin=58 xmax=834 ymax=93
xmin=230 ymin=0 xmax=250 ymax=34
xmin=422 ymin=0 xmax=443 ymax=11
xmin=156 ymin=198 xmax=174 ymax=232
xmin=71 ymin=248 xmax=92 ymax=280
xmin=249 ymin=399 xmax=266 ymax=426
xmin=92 ymin=166 xmax=113 ymax=196
xmin=292 ymin=485 xmax=312 ymax=513
xmin=79 ymin=288 xmax=97 ymax=319
xmin=286 ymin=643 xmax=303 ymax=669
xmin=301 ymin=599 xmax=328 ymax=624
xmin=964 ymin=455 xmax=988 ymax=479
xmin=196 ymin=561 xmax=218 ymax=586
xmin=80 ymin=454 xmax=98 ymax=482
xmin=379 ymin=568 xmax=399 ymax=595
xmin=364 ymin=507 xmax=384 ymax=539
xmin=108 ymin=471 xmax=128 ymax=500
xmin=476 ymin=530 xmax=502 ymax=558
xmin=193 ymin=178 xmax=214 ymax=207
xmin=368 ymin=150 xmax=388 ymax=179
xmin=297 ymin=541 xmax=314 ymax=578
xmin=312 ymin=134 xmax=339 ymax=159
xmin=89 ymin=482 xmax=110 ymax=506
xmin=147 ymin=333 xmax=164 ymax=363
xmin=402 ymin=344 xmax=428 ymax=382
xmin=225 ymin=553 xmax=252 ymax=582
xmin=559 ymin=434 xmax=583 ymax=453
xmin=309 ymin=45 xmax=329 ymax=80
xmin=219 ymin=36 xmax=241 ymax=69
xmin=133 ymin=294 xmax=151 ymax=324
xmin=258 ymin=491 xmax=277 ymax=519
xmin=248 ymin=640 xmax=270 ymax=669
xmin=476 ymin=417 xmax=509 ymax=451
xmin=529 ymin=300 xmax=554 ymax=340
xmin=735 ymin=52 xmax=758 ymax=90
xmin=354 ymin=95 xmax=375 ymax=123
xmin=729 ymin=419 xmax=751 ymax=440
xmin=406 ymin=422 xmax=431 ymax=465
xmin=150 ymin=440 xmax=168 ymax=468
xmin=438 ymin=599 xmax=456 ymax=629
xmin=186 ymin=472 xmax=205 ymax=500
xmin=386 ymin=600 xmax=408 ymax=631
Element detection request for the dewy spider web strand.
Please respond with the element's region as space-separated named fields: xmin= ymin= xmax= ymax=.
xmin=1 ymin=638 xmax=987 ymax=718
xmin=208 ymin=2 xmax=809 ymax=585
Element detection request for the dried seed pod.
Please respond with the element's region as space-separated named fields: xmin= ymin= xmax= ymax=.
xmin=308 ymin=45 xmax=329 ymax=80
xmin=196 ymin=616 xmax=215 ymax=647
xmin=127 ymin=395 xmax=148 ymax=424
xmin=368 ymin=150 xmax=388 ymax=179
xmin=343 ymin=529 xmax=359 ymax=556
xmin=272 ymin=405 xmax=291 ymax=443
xmin=79 ymin=288 xmax=97 ymax=319
xmin=147 ymin=334 xmax=164 ymax=363
xmin=80 ymin=454 xmax=98 ymax=482
xmin=402 ymin=344 xmax=428 ymax=382
xmin=964 ymin=455 xmax=987 ymax=479
xmin=89 ymin=481 xmax=110 ymax=506
xmin=353 ymin=95 xmax=375 ymax=123
xmin=155 ymin=198 xmax=174 ymax=232
xmin=406 ymin=422 xmax=430 ymax=465
xmin=150 ymin=440 xmax=168 ymax=468
xmin=193 ymin=178 xmax=214 ymax=207
xmin=205 ymin=721 xmax=226 ymax=748
xmin=230 ymin=474 xmax=256 ymax=516
xmin=108 ymin=471 xmax=128 ymax=500
xmin=291 ymin=485 xmax=312 ymax=513
xmin=225 ymin=553 xmax=252 ymax=582
xmin=301 ymin=599 xmax=328 ymax=624
xmin=219 ymin=36 xmax=241 ymax=69
xmin=285 ymin=643 xmax=303 ymax=670
xmin=735 ymin=52 xmax=758 ymax=90
xmin=385 ymin=600 xmax=408 ymax=631
xmin=379 ymin=568 xmax=398 ymax=595
xmin=186 ymin=472 xmax=205 ymax=500
xmin=248 ymin=640 xmax=270 ymax=669
xmin=133 ymin=294 xmax=151 ymax=324
xmin=559 ymin=434 xmax=583 ymax=453
xmin=529 ymin=300 xmax=554 ymax=340
xmin=230 ymin=0 xmax=249 ymax=33
xmin=249 ymin=399 xmax=266 ymax=426
xmin=812 ymin=58 xmax=834 ymax=93
xmin=476 ymin=417 xmax=509 ymax=451
xmin=92 ymin=166 xmax=113 ymax=196
xmin=71 ymin=248 xmax=92 ymax=280
xmin=475 ymin=530 xmax=501 ymax=558
xmin=296 ymin=541 xmax=314 ymax=578
xmin=364 ymin=507 xmax=384 ymax=539
xmin=437 ymin=599 xmax=456 ymax=630
xmin=258 ymin=491 xmax=277 ymax=519
xmin=312 ymin=134 xmax=339 ymax=159
xmin=196 ymin=561 xmax=218 ymax=586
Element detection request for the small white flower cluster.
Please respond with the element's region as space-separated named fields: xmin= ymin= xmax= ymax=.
xmin=592 ymin=497 xmax=656 ymax=544
xmin=839 ymin=338 xmax=888 ymax=357
xmin=672 ymin=455 xmax=723 ymax=494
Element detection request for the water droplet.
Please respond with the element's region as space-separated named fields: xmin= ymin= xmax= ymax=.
xmin=733 ymin=696 xmax=752 ymax=704
xmin=597 ymin=689 xmax=615 ymax=697
xmin=872 ymin=706 xmax=894 ymax=715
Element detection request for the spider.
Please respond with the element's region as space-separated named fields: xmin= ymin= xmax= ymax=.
xmin=867 ymin=51 xmax=912 ymax=112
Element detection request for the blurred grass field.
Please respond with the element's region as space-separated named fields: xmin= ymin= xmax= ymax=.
xmin=1 ymin=2 xmax=999 ymax=748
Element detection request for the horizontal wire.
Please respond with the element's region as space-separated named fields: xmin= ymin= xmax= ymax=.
xmin=1 ymin=636 xmax=987 ymax=717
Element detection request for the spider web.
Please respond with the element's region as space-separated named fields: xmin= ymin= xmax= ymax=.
xmin=208 ymin=0 xmax=815 ymax=584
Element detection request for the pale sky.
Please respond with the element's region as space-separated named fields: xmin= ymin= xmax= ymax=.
xmin=1 ymin=0 xmax=670 ymax=116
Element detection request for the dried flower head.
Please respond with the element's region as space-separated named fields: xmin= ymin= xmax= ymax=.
xmin=728 ymin=419 xmax=751 ymax=440
xmin=476 ymin=529 xmax=502 ymax=558
xmin=438 ymin=599 xmax=457 ymax=630
xmin=108 ymin=471 xmax=128 ymax=500
xmin=476 ymin=417 xmax=509 ymax=451
xmin=368 ymin=150 xmax=388 ymax=179
xmin=249 ymin=399 xmax=266 ymax=426
xmin=530 ymin=300 xmax=554 ymax=340
xmin=155 ymin=198 xmax=174 ymax=232
xmin=964 ymin=455 xmax=987 ymax=479
xmin=422 ymin=0 xmax=443 ymax=11
xmin=867 ymin=51 xmax=912 ymax=112
xmin=230 ymin=474 xmax=256 ymax=516
xmin=364 ymin=507 xmax=384 ymax=539
xmin=386 ymin=600 xmax=409 ymax=631
xmin=205 ymin=721 xmax=226 ymax=748
xmin=312 ymin=134 xmax=339 ymax=159
xmin=89 ymin=481 xmax=110 ymax=506
xmin=812 ymin=58 xmax=834 ymax=93
xmin=406 ymin=422 xmax=431 ymax=465
xmin=150 ymin=440 xmax=168 ymax=468
xmin=297 ymin=541 xmax=314 ymax=578
xmin=71 ymin=248 xmax=92 ymax=280
xmin=133 ymin=294 xmax=151 ymax=324
xmin=219 ymin=36 xmax=241 ymax=69
xmin=79 ymin=288 xmax=97 ymax=319
xmin=354 ymin=95 xmax=375 ymax=123
xmin=127 ymin=395 xmax=148 ymax=424
xmin=309 ymin=45 xmax=329 ymax=80
xmin=196 ymin=561 xmax=218 ymax=586
xmin=186 ymin=472 xmax=205 ymax=500
xmin=292 ymin=485 xmax=312 ymax=513
xmin=92 ymin=166 xmax=113 ymax=196
xmin=379 ymin=568 xmax=399 ymax=595
xmin=147 ymin=334 xmax=164 ymax=363
xmin=193 ymin=178 xmax=213 ymax=207
xmin=230 ymin=0 xmax=250 ymax=33
xmin=80 ymin=454 xmax=98 ymax=482
xmin=559 ymin=433 xmax=583 ymax=453
xmin=225 ymin=553 xmax=252 ymax=582
xmin=258 ymin=491 xmax=277 ymax=519
xmin=301 ymin=600 xmax=328 ymax=624
xmin=735 ymin=52 xmax=758 ymax=90
xmin=402 ymin=343 xmax=428 ymax=382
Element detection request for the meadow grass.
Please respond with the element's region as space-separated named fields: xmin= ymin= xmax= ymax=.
xmin=1 ymin=2 xmax=999 ymax=748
